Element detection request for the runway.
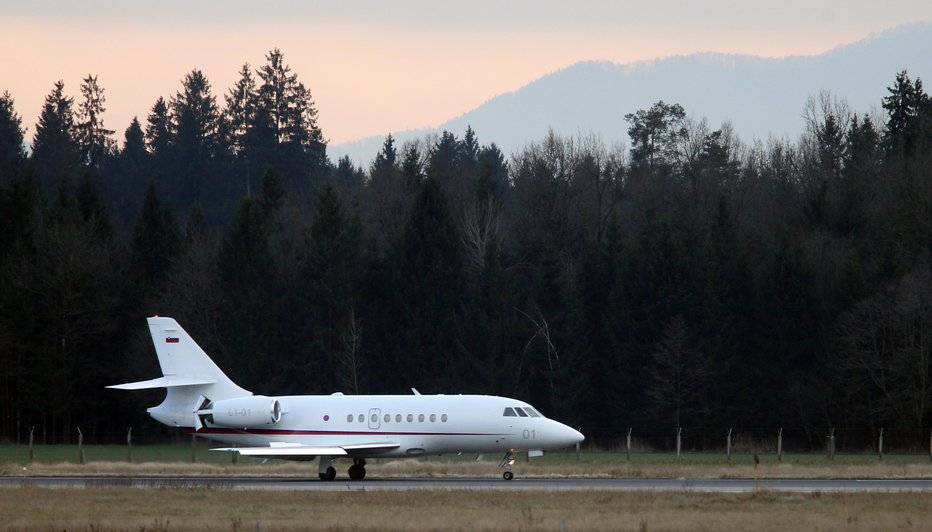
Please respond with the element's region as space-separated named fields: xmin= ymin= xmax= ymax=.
xmin=3 ymin=476 xmax=932 ymax=492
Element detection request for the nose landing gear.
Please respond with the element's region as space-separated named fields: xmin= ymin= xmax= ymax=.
xmin=499 ymin=451 xmax=516 ymax=480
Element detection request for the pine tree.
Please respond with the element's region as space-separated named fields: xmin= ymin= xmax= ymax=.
xmin=217 ymin=197 xmax=278 ymax=388
xmin=31 ymin=80 xmax=80 ymax=191
xmin=625 ymin=100 xmax=687 ymax=171
xmin=396 ymin=176 xmax=465 ymax=390
xmin=145 ymin=97 xmax=171 ymax=157
xmin=370 ymin=134 xmax=397 ymax=177
xmin=882 ymin=70 xmax=932 ymax=158
xmin=131 ymin=183 xmax=182 ymax=298
xmin=0 ymin=91 xmax=26 ymax=182
xmin=120 ymin=117 xmax=147 ymax=173
xmin=75 ymin=171 xmax=112 ymax=240
xmin=225 ymin=63 xmax=258 ymax=195
xmin=170 ymin=69 xmax=220 ymax=204
xmin=76 ymin=74 xmax=115 ymax=169
xmin=298 ymin=183 xmax=363 ymax=393
xmin=254 ymin=48 xmax=326 ymax=184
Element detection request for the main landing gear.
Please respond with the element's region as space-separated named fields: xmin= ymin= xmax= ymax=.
xmin=348 ymin=459 xmax=367 ymax=480
xmin=499 ymin=451 xmax=516 ymax=481
xmin=318 ymin=456 xmax=337 ymax=481
xmin=318 ymin=457 xmax=367 ymax=481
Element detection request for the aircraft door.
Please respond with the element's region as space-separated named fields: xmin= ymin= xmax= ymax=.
xmin=368 ymin=408 xmax=381 ymax=430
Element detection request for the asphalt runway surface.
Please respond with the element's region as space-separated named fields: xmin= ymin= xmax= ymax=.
xmin=3 ymin=476 xmax=932 ymax=492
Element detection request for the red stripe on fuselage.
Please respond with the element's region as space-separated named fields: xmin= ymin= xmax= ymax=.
xmin=181 ymin=427 xmax=507 ymax=437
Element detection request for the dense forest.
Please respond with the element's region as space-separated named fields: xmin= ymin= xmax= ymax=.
xmin=1 ymin=49 xmax=930 ymax=451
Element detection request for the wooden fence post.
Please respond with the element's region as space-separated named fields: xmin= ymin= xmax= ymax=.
xmin=676 ymin=427 xmax=682 ymax=458
xmin=626 ymin=427 xmax=632 ymax=461
xmin=726 ymin=428 xmax=733 ymax=461
xmin=777 ymin=428 xmax=783 ymax=463
xmin=77 ymin=427 xmax=85 ymax=465
xmin=575 ymin=428 xmax=581 ymax=462
xmin=126 ymin=427 xmax=133 ymax=463
xmin=826 ymin=428 xmax=835 ymax=460
xmin=232 ymin=442 xmax=238 ymax=464
xmin=28 ymin=426 xmax=35 ymax=463
xmin=878 ymin=428 xmax=883 ymax=462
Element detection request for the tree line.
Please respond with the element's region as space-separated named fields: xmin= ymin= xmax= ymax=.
xmin=0 ymin=51 xmax=930 ymax=450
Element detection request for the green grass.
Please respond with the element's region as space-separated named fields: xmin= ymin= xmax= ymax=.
xmin=1 ymin=443 xmax=929 ymax=468
xmin=0 ymin=442 xmax=234 ymax=465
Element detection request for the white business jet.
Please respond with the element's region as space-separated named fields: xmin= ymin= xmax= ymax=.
xmin=109 ymin=317 xmax=584 ymax=480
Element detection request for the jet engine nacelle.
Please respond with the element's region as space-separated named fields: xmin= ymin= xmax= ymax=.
xmin=207 ymin=396 xmax=282 ymax=428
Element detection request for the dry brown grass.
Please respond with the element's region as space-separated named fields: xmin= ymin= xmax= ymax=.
xmin=5 ymin=457 xmax=932 ymax=480
xmin=1 ymin=485 xmax=930 ymax=531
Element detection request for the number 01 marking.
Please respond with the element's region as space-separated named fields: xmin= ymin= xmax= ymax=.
xmin=522 ymin=429 xmax=536 ymax=439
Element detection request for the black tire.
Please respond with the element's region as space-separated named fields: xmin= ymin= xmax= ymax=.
xmin=319 ymin=466 xmax=336 ymax=481
xmin=503 ymin=471 xmax=514 ymax=481
xmin=348 ymin=464 xmax=366 ymax=480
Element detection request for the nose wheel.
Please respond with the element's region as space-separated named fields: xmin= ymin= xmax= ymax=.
xmin=499 ymin=451 xmax=516 ymax=480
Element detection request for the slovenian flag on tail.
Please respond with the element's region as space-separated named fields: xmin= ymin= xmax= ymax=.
xmin=165 ymin=337 xmax=179 ymax=343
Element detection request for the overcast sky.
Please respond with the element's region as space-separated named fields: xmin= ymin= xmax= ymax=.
xmin=3 ymin=1 xmax=931 ymax=147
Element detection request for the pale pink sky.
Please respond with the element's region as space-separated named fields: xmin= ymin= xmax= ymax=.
xmin=2 ymin=1 xmax=931 ymax=146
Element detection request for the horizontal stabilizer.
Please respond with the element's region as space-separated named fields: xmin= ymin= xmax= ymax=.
xmin=212 ymin=441 xmax=400 ymax=458
xmin=107 ymin=375 xmax=216 ymax=390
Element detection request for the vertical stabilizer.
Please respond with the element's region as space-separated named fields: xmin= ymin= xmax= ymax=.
xmin=108 ymin=317 xmax=251 ymax=429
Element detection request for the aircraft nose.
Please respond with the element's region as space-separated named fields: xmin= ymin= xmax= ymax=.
xmin=554 ymin=421 xmax=584 ymax=447
xmin=567 ymin=426 xmax=585 ymax=445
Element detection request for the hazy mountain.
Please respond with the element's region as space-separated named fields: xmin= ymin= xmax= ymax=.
xmin=331 ymin=23 xmax=932 ymax=166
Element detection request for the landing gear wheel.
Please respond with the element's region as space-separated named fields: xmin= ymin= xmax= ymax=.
xmin=319 ymin=466 xmax=336 ymax=481
xmin=348 ymin=464 xmax=366 ymax=480
xmin=502 ymin=471 xmax=514 ymax=481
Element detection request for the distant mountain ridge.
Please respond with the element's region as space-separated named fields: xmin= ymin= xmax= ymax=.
xmin=330 ymin=23 xmax=932 ymax=166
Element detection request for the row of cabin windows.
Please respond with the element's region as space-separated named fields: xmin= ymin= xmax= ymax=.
xmin=503 ymin=406 xmax=542 ymax=418
xmin=346 ymin=413 xmax=449 ymax=424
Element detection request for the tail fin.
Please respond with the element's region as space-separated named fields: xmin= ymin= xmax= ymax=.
xmin=108 ymin=317 xmax=251 ymax=428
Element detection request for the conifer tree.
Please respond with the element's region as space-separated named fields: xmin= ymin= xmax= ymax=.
xmin=76 ymin=74 xmax=115 ymax=169
xmin=145 ymin=97 xmax=172 ymax=157
xmin=31 ymin=80 xmax=80 ymax=191
xmin=882 ymin=70 xmax=932 ymax=158
xmin=120 ymin=117 xmax=147 ymax=173
xmin=254 ymin=48 xmax=326 ymax=184
xmin=225 ymin=63 xmax=258 ymax=197
xmin=625 ymin=100 xmax=687 ymax=170
xmin=170 ymin=69 xmax=221 ymax=204
xmin=298 ymin=183 xmax=363 ymax=393
xmin=131 ymin=183 xmax=182 ymax=296
xmin=0 ymin=91 xmax=26 ymax=182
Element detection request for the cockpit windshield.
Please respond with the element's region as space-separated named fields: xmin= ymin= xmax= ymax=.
xmin=503 ymin=406 xmax=545 ymax=418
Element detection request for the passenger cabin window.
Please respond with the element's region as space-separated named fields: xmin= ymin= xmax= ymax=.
xmin=358 ymin=414 xmax=364 ymax=423
xmin=441 ymin=414 xmax=448 ymax=422
xmin=346 ymin=414 xmax=353 ymax=422
xmin=384 ymin=414 xmax=390 ymax=423
xmin=371 ymin=413 xmax=378 ymax=423
xmin=503 ymin=407 xmax=517 ymax=417
xmin=406 ymin=414 xmax=413 ymax=422
xmin=515 ymin=407 xmax=529 ymax=417
xmin=418 ymin=414 xmax=425 ymax=422
xmin=396 ymin=414 xmax=402 ymax=422
xmin=429 ymin=414 xmax=436 ymax=422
